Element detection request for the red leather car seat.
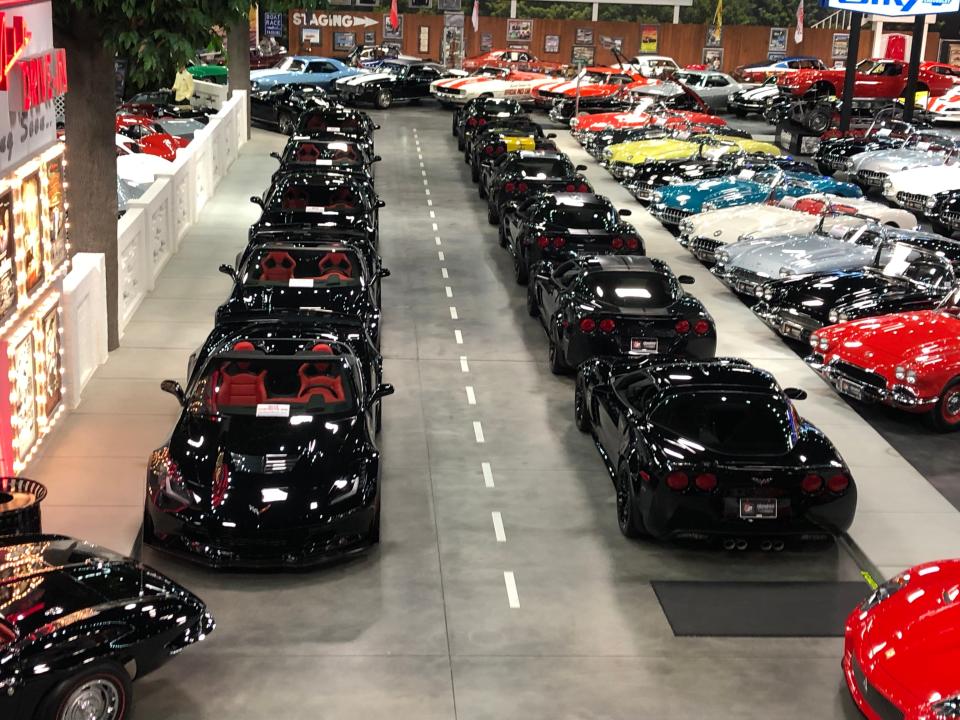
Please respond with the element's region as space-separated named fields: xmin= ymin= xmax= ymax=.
xmin=318 ymin=252 xmax=352 ymax=280
xmin=297 ymin=343 xmax=344 ymax=403
xmin=217 ymin=341 xmax=267 ymax=406
xmin=260 ymin=251 xmax=297 ymax=281
xmin=281 ymin=187 xmax=309 ymax=210
xmin=296 ymin=143 xmax=321 ymax=162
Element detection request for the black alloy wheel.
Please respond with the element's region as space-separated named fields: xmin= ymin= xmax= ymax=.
xmin=574 ymin=379 xmax=590 ymax=432
xmin=487 ymin=203 xmax=499 ymax=225
xmin=376 ymin=88 xmax=393 ymax=109
xmin=616 ymin=463 xmax=646 ymax=539
xmin=277 ymin=111 xmax=294 ymax=135
xmin=548 ymin=337 xmax=566 ymax=375
xmin=514 ymin=250 xmax=529 ymax=285
xmin=498 ymin=223 xmax=508 ymax=248
xmin=526 ymin=282 xmax=539 ymax=317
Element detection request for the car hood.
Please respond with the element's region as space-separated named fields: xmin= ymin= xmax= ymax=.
xmin=735 ymin=85 xmax=779 ymax=100
xmin=772 ymin=271 xmax=912 ymax=320
xmin=889 ymin=163 xmax=960 ymax=189
xmin=691 ymin=204 xmax=814 ymax=241
xmin=823 ymin=310 xmax=960 ymax=366
xmin=725 ymin=235 xmax=865 ymax=275
xmin=851 ymin=148 xmax=947 ymax=173
xmin=337 ymin=72 xmax=393 ymax=86
xmin=660 ymin=177 xmax=763 ymax=210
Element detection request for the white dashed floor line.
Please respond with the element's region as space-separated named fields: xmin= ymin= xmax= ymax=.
xmin=432 ymin=223 xmax=439 ymax=232
xmin=503 ymin=571 xmax=520 ymax=609
xmin=465 ymin=385 xmax=476 ymax=405
xmin=445 ymin=285 xmax=453 ymax=297
xmin=481 ymin=461 xmax=494 ymax=487
xmin=449 ymin=306 xmax=458 ymax=320
xmin=460 ymin=356 xmax=470 ymax=373
xmin=454 ymin=328 xmax=463 ymax=344
xmin=436 ymin=237 xmax=443 ymax=246
xmin=441 ymin=267 xmax=449 ymax=278
xmin=492 ymin=512 xmax=506 ymax=542
xmin=473 ymin=421 xmax=485 ymax=443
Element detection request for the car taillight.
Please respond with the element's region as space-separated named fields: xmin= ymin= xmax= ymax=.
xmin=579 ymin=317 xmax=596 ymax=332
xmin=599 ymin=318 xmax=616 ymax=333
xmin=827 ymin=474 xmax=850 ymax=493
xmin=467 ymin=117 xmax=477 ymax=126
xmin=694 ymin=319 xmax=711 ymax=335
xmin=495 ymin=145 xmax=506 ymax=155
xmin=537 ymin=235 xmax=550 ymax=248
xmin=666 ymin=471 xmax=689 ymax=491
xmin=478 ymin=118 xmax=487 ymax=126
xmin=639 ymin=470 xmax=652 ymax=483
xmin=675 ymin=319 xmax=690 ymax=334
xmin=695 ymin=473 xmax=717 ymax=492
xmin=625 ymin=237 xmax=640 ymax=251
xmin=565 ymin=183 xmax=576 ymax=191
xmin=611 ymin=237 xmax=624 ymax=249
xmin=505 ymin=181 xmax=516 ymax=192
xmin=484 ymin=145 xmax=494 ymax=155
xmin=801 ymin=474 xmax=823 ymax=494
xmin=212 ymin=462 xmax=230 ymax=510
xmin=578 ymin=183 xmax=589 ymax=192
xmin=552 ymin=236 xmax=566 ymax=249
xmin=517 ymin=182 xmax=528 ymax=192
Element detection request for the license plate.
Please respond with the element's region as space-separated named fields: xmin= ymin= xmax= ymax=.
xmin=836 ymin=378 xmax=863 ymax=400
xmin=780 ymin=321 xmax=803 ymax=340
xmin=630 ymin=338 xmax=658 ymax=353
xmin=740 ymin=498 xmax=777 ymax=519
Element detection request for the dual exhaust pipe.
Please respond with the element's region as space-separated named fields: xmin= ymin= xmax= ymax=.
xmin=722 ymin=538 xmax=785 ymax=551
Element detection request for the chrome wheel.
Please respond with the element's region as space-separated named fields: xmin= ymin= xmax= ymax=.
xmin=943 ymin=386 xmax=960 ymax=424
xmin=60 ymin=678 xmax=123 ymax=720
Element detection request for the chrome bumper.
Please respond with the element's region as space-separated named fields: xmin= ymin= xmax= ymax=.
xmin=806 ymin=354 xmax=936 ymax=411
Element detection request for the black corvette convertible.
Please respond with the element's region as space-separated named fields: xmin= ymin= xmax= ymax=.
xmin=575 ymin=356 xmax=857 ymax=543
xmin=145 ymin=319 xmax=393 ymax=569
xmin=453 ymin=96 xmax=525 ymax=151
xmin=813 ymin=120 xmax=915 ymax=175
xmin=295 ymin=106 xmax=379 ymax=152
xmin=270 ymin=137 xmax=380 ymax=186
xmin=250 ymin=172 xmax=383 ymax=245
xmin=250 ymin=84 xmax=333 ymax=135
xmin=483 ymin=151 xmax=591 ymax=224
xmin=528 ymin=255 xmax=715 ymax=373
xmin=468 ymin=120 xmax=556 ymax=182
xmin=217 ymin=243 xmax=388 ymax=345
xmin=0 ymin=535 xmax=213 ymax=720
xmin=500 ymin=193 xmax=642 ymax=283
xmin=753 ymin=238 xmax=960 ymax=343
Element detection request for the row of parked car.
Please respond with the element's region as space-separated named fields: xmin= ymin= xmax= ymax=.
xmin=452 ymin=95 xmax=858 ymax=545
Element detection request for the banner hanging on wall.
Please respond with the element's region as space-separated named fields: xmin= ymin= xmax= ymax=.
xmin=821 ymin=0 xmax=959 ymax=17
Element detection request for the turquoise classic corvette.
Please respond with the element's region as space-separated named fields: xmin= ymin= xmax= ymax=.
xmin=649 ymin=165 xmax=862 ymax=227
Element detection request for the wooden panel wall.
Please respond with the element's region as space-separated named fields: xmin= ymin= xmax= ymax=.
xmin=287 ymin=11 xmax=940 ymax=72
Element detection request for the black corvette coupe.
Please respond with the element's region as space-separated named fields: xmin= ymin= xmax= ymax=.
xmin=335 ymin=59 xmax=444 ymax=108
xmin=270 ymin=138 xmax=380 ymax=186
xmin=0 ymin=535 xmax=213 ymax=720
xmin=216 ymin=243 xmax=388 ymax=345
xmin=500 ymin=193 xmax=642 ymax=284
xmin=753 ymin=238 xmax=960 ymax=343
xmin=453 ymin=96 xmax=525 ymax=151
xmin=250 ymin=173 xmax=383 ymax=245
xmin=528 ymin=255 xmax=715 ymax=373
xmin=468 ymin=120 xmax=556 ymax=182
xmin=483 ymin=151 xmax=590 ymax=224
xmin=145 ymin=319 xmax=394 ymax=568
xmin=575 ymin=356 xmax=857 ymax=543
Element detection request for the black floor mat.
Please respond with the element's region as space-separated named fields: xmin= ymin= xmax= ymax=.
xmin=651 ymin=580 xmax=871 ymax=637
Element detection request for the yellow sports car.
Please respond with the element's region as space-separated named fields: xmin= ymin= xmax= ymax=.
xmin=604 ymin=135 xmax=781 ymax=180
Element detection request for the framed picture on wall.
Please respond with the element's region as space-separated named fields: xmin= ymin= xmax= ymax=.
xmin=438 ymin=0 xmax=461 ymax=9
xmin=330 ymin=0 xmax=352 ymax=5
xmin=409 ymin=0 xmax=432 ymax=6
xmin=364 ymin=30 xmax=377 ymax=44
xmin=640 ymin=24 xmax=658 ymax=54
xmin=506 ymin=19 xmax=532 ymax=42
xmin=0 ymin=190 xmax=16 ymax=326
xmin=419 ymin=26 xmax=430 ymax=53
xmin=544 ymin=34 xmax=560 ymax=54
xmin=705 ymin=25 xmax=722 ymax=48
xmin=769 ymin=27 xmax=787 ymax=53
xmin=508 ymin=44 xmax=529 ymax=51
xmin=832 ymin=32 xmax=850 ymax=59
xmin=334 ymin=31 xmax=355 ymax=51
xmin=767 ymin=51 xmax=786 ymax=62
xmin=702 ymin=47 xmax=723 ymax=70
xmin=575 ymin=27 xmax=594 ymax=45
xmin=383 ymin=15 xmax=403 ymax=40
xmin=19 ymin=171 xmax=42 ymax=297
xmin=480 ymin=32 xmax=493 ymax=52
xmin=600 ymin=35 xmax=623 ymax=51
xmin=572 ymin=45 xmax=595 ymax=65
xmin=301 ymin=27 xmax=321 ymax=46
xmin=355 ymin=0 xmax=376 ymax=5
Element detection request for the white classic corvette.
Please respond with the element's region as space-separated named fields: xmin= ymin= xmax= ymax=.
xmin=882 ymin=162 xmax=960 ymax=214
xmin=681 ymin=194 xmax=918 ymax=263
xmin=430 ymin=66 xmax=554 ymax=105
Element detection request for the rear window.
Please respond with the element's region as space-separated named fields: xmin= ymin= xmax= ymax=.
xmin=512 ymin=158 xmax=572 ymax=178
xmin=650 ymin=391 xmax=796 ymax=455
xmin=538 ymin=200 xmax=617 ymax=230
xmin=582 ymin=271 xmax=674 ymax=307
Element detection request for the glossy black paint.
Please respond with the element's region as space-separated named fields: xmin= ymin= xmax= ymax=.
xmin=145 ymin=319 xmax=390 ymax=569
xmin=467 ymin=120 xmax=555 ymax=179
xmin=814 ymin=127 xmax=911 ymax=175
xmin=500 ymin=193 xmax=643 ymax=284
xmin=0 ymin=535 xmax=213 ymax=718
xmin=530 ymin=255 xmax=716 ymax=371
xmin=576 ymin=357 xmax=857 ymax=540
xmin=120 ymin=90 xmax=214 ymax=123
xmin=250 ymin=85 xmax=335 ymax=134
xmin=927 ymin=188 xmax=960 ymax=236
xmin=551 ymin=82 xmax=709 ymax=123
xmin=337 ymin=60 xmax=444 ymax=106
xmin=453 ymin=97 xmax=525 ymax=150
xmin=482 ymin=151 xmax=592 ymax=223
xmin=270 ymin=137 xmax=378 ymax=186
xmin=294 ymin=106 xmax=379 ymax=152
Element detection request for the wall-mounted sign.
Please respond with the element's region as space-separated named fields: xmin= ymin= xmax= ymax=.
xmin=821 ymin=0 xmax=959 ymax=17
xmin=291 ymin=11 xmax=378 ymax=28
xmin=264 ymin=12 xmax=285 ymax=37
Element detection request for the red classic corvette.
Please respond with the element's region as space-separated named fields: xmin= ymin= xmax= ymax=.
xmin=778 ymin=58 xmax=960 ymax=99
xmin=462 ymin=49 xmax=564 ymax=74
xmin=115 ymin=114 xmax=190 ymax=161
xmin=843 ymin=559 xmax=960 ymax=719
xmin=532 ymin=66 xmax=641 ymax=108
xmin=570 ymin=107 xmax=726 ymax=135
xmin=808 ymin=286 xmax=960 ymax=431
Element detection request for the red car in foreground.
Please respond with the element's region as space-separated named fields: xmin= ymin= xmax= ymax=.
xmin=463 ymin=49 xmax=564 ymax=74
xmin=116 ymin=114 xmax=190 ymax=161
xmin=532 ymin=66 xmax=641 ymax=108
xmin=808 ymin=286 xmax=960 ymax=431
xmin=843 ymin=559 xmax=960 ymax=719
xmin=778 ymin=58 xmax=960 ymax=99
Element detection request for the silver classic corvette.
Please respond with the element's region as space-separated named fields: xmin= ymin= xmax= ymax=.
xmin=842 ymin=131 xmax=960 ymax=192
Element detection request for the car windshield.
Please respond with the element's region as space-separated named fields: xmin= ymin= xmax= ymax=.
xmin=0 ymin=571 xmax=106 ymax=637
xmin=906 ymin=132 xmax=955 ymax=152
xmin=269 ymin=182 xmax=362 ymax=212
xmin=287 ymin=141 xmax=365 ymax=166
xmin=651 ymin=390 xmax=796 ymax=455
xmin=512 ymin=158 xmax=573 ymax=178
xmin=581 ymin=71 xmax=627 ymax=84
xmin=476 ymin=67 xmax=508 ymax=78
xmin=189 ymin=354 xmax=357 ymax=416
xmin=539 ymin=199 xmax=617 ymax=229
xmin=300 ymin=112 xmax=364 ymax=133
xmin=940 ymin=286 xmax=960 ymax=315
xmin=380 ymin=62 xmax=407 ymax=76
xmin=243 ymin=248 xmax=363 ymax=287
xmin=873 ymin=243 xmax=952 ymax=286
xmin=675 ymin=72 xmax=706 ymax=87
xmin=276 ymin=58 xmax=306 ymax=72
xmin=582 ymin=271 xmax=674 ymax=307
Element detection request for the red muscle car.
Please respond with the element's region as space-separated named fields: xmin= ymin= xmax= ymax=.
xmin=843 ymin=559 xmax=960 ymax=719
xmin=778 ymin=58 xmax=960 ymax=99
xmin=462 ymin=49 xmax=564 ymax=74
xmin=532 ymin=67 xmax=642 ymax=108
xmin=808 ymin=285 xmax=960 ymax=431
xmin=115 ymin=114 xmax=189 ymax=161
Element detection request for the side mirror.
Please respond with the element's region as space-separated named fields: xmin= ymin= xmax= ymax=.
xmin=371 ymin=383 xmax=395 ymax=403
xmin=372 ymin=155 xmax=382 ymax=162
xmin=377 ymin=267 xmax=391 ymax=279
xmin=784 ymin=387 xmax=808 ymax=401
xmin=218 ymin=263 xmax=238 ymax=280
xmin=678 ymin=275 xmax=695 ymax=285
xmin=249 ymin=195 xmax=264 ymax=207
xmin=374 ymin=123 xmax=382 ymax=130
xmin=546 ymin=133 xmax=557 ymax=139
xmin=575 ymin=164 xmax=588 ymax=171
xmin=377 ymin=199 xmax=386 ymax=208
xmin=161 ymin=379 xmax=186 ymax=405
xmin=618 ymin=208 xmax=632 ymax=217
xmin=270 ymin=151 xmax=282 ymax=161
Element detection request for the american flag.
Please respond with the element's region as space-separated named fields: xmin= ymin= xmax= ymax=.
xmin=472 ymin=0 xmax=479 ymax=32
xmin=794 ymin=0 xmax=804 ymax=44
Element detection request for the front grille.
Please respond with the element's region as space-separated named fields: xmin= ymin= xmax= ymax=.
xmin=896 ymin=191 xmax=928 ymax=211
xmin=822 ymin=154 xmax=848 ymax=170
xmin=537 ymin=90 xmax=561 ymax=99
xmin=723 ymin=267 xmax=767 ymax=295
xmin=229 ymin=452 xmax=302 ymax=474
xmin=851 ymin=657 xmax=904 ymax=720
xmin=631 ymin=182 xmax=655 ymax=200
xmin=943 ymin=210 xmax=960 ymax=229
xmin=856 ymin=169 xmax=887 ymax=187
xmin=831 ymin=361 xmax=887 ymax=390
xmin=434 ymin=87 xmax=463 ymax=96
xmin=690 ymin=236 xmax=723 ymax=260
xmin=653 ymin=206 xmax=693 ymax=225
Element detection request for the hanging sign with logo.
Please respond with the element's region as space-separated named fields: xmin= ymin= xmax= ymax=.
xmin=822 ymin=0 xmax=959 ymax=17
xmin=291 ymin=11 xmax=379 ymax=28
xmin=264 ymin=11 xmax=285 ymax=37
